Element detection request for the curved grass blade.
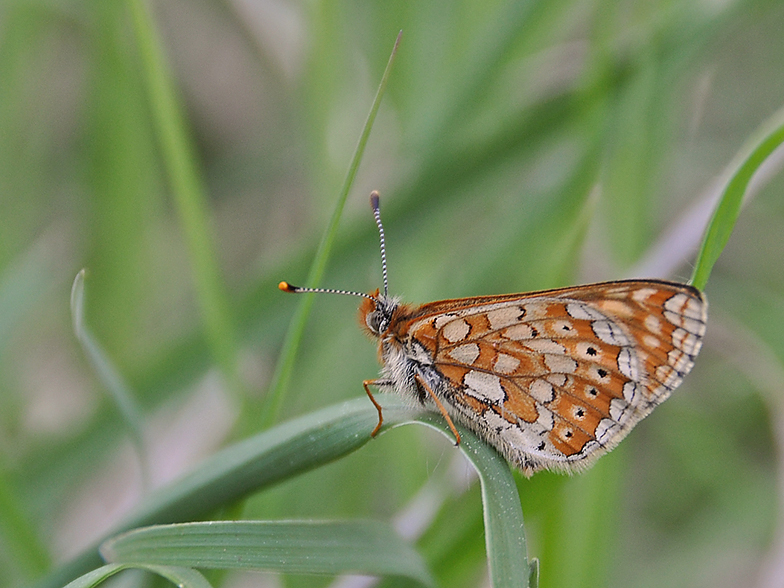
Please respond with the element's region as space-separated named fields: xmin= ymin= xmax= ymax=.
xmin=528 ymin=558 xmax=539 ymax=588
xmin=100 ymin=520 xmax=433 ymax=586
xmin=691 ymin=106 xmax=784 ymax=290
xmin=33 ymin=396 xmax=413 ymax=588
xmin=63 ymin=563 xmax=211 ymax=588
xmin=261 ymin=31 xmax=404 ymax=430
xmin=406 ymin=415 xmax=530 ymax=588
xmin=62 ymin=564 xmax=125 ymax=588
xmin=35 ymin=394 xmax=526 ymax=588
xmin=70 ymin=270 xmax=147 ymax=478
xmin=143 ymin=565 xmax=213 ymax=588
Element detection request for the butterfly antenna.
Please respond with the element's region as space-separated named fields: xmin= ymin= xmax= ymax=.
xmin=370 ymin=191 xmax=389 ymax=297
xmin=278 ymin=281 xmax=376 ymax=301
xmin=279 ymin=191 xmax=391 ymax=301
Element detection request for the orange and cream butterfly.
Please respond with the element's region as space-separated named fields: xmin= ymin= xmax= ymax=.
xmin=280 ymin=192 xmax=707 ymax=476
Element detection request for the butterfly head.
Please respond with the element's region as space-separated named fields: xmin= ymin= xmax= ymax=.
xmin=358 ymin=289 xmax=400 ymax=337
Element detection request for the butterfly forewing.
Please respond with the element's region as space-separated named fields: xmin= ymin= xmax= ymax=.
xmin=386 ymin=280 xmax=707 ymax=474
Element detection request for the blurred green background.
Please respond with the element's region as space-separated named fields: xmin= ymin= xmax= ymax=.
xmin=2 ymin=1 xmax=784 ymax=587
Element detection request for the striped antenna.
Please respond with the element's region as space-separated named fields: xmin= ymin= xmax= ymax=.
xmin=278 ymin=281 xmax=375 ymax=300
xmin=278 ymin=191 xmax=391 ymax=301
xmin=369 ymin=191 xmax=389 ymax=297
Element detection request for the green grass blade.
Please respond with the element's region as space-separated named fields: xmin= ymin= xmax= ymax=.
xmin=100 ymin=520 xmax=433 ymax=586
xmin=141 ymin=565 xmax=213 ymax=588
xmin=410 ymin=415 xmax=530 ymax=588
xmin=63 ymin=564 xmax=211 ymax=588
xmin=62 ymin=564 xmax=125 ymax=588
xmin=528 ymin=558 xmax=540 ymax=588
xmin=70 ymin=270 xmax=147 ymax=470
xmin=260 ymin=31 xmax=403 ymax=429
xmin=32 ymin=396 xmax=412 ymax=588
xmin=691 ymin=106 xmax=784 ymax=290
xmin=124 ymin=0 xmax=241 ymax=394
xmin=36 ymin=394 xmax=525 ymax=588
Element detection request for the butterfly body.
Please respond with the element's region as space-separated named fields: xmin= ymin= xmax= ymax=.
xmin=359 ymin=280 xmax=707 ymax=476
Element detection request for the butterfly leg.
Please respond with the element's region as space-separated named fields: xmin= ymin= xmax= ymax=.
xmin=415 ymin=375 xmax=461 ymax=446
xmin=363 ymin=380 xmax=385 ymax=437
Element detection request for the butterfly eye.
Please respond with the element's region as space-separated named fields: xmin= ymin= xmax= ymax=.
xmin=366 ymin=309 xmax=391 ymax=335
xmin=364 ymin=296 xmax=398 ymax=335
xmin=366 ymin=311 xmax=382 ymax=334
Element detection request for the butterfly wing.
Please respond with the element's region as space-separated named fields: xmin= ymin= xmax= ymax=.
xmin=398 ymin=280 xmax=707 ymax=474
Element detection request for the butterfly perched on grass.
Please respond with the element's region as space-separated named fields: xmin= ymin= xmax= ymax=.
xmin=280 ymin=192 xmax=707 ymax=475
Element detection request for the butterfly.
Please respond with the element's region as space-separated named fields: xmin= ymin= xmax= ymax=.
xmin=280 ymin=192 xmax=708 ymax=475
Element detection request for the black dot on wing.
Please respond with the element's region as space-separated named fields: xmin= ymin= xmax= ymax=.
xmin=588 ymin=387 xmax=598 ymax=397
xmin=575 ymin=408 xmax=585 ymax=418
xmin=531 ymin=327 xmax=539 ymax=337
xmin=586 ymin=347 xmax=597 ymax=356
xmin=537 ymin=441 xmax=546 ymax=451
xmin=565 ymin=430 xmax=573 ymax=438
xmin=597 ymin=368 xmax=608 ymax=378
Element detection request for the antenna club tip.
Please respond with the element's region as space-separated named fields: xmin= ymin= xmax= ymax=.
xmin=370 ymin=191 xmax=380 ymax=210
xmin=278 ymin=281 xmax=297 ymax=292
